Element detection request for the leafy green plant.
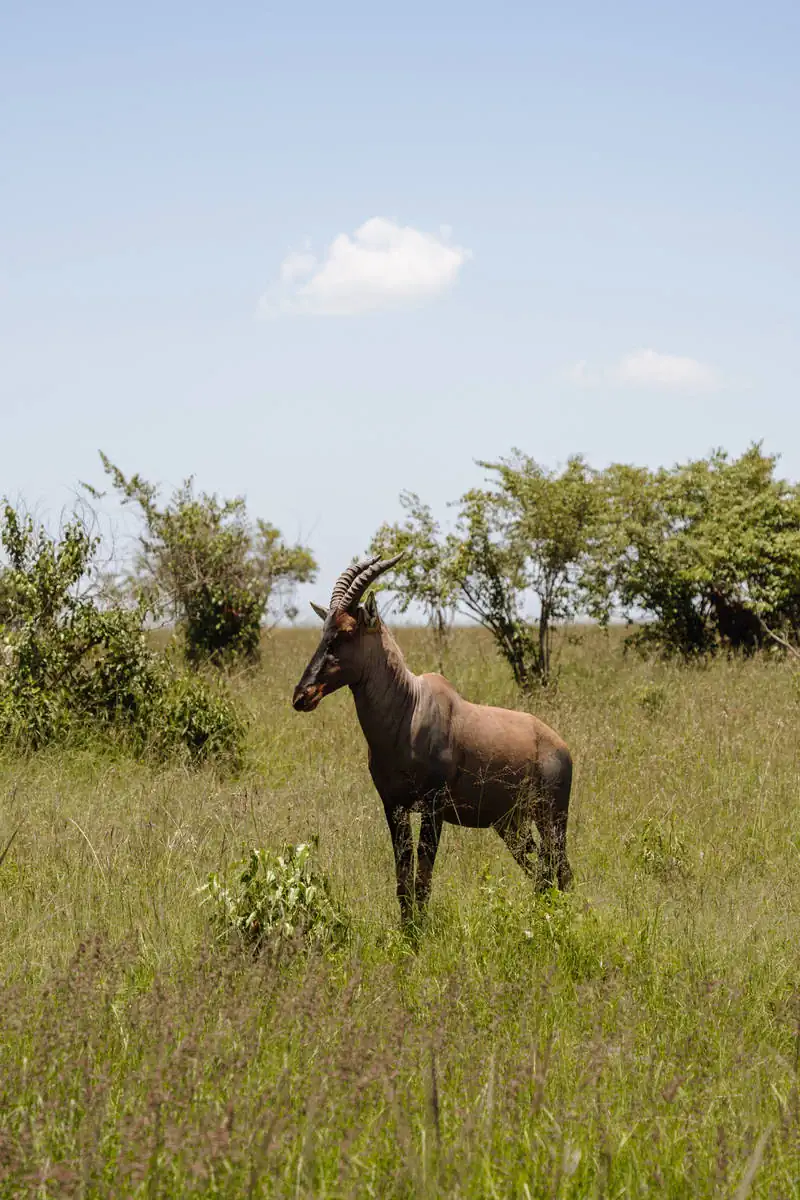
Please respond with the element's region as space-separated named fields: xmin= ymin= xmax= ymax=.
xmin=201 ymin=843 xmax=350 ymax=953
xmin=99 ymin=455 xmax=317 ymax=667
xmin=0 ymin=503 xmax=245 ymax=765
xmin=147 ymin=672 xmax=247 ymax=767
xmin=371 ymin=455 xmax=598 ymax=688
xmin=475 ymin=452 xmax=598 ymax=679
xmin=451 ymin=453 xmax=598 ymax=687
xmin=585 ymin=444 xmax=800 ymax=658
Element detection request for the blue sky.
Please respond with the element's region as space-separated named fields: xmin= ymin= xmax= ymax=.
xmin=2 ymin=2 xmax=798 ymax=610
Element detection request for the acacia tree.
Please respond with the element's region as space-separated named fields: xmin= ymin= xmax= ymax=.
xmin=585 ymin=444 xmax=800 ymax=657
xmin=454 ymin=454 xmax=598 ymax=686
xmin=100 ymin=455 xmax=317 ymax=666
xmin=370 ymin=454 xmax=598 ymax=688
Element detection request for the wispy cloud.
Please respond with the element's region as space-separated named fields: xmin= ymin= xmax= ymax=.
xmin=614 ymin=349 xmax=719 ymax=390
xmin=565 ymin=348 xmax=720 ymax=392
xmin=258 ymin=217 xmax=471 ymax=318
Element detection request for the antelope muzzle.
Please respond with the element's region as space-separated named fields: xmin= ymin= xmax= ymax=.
xmin=292 ymin=681 xmax=326 ymax=712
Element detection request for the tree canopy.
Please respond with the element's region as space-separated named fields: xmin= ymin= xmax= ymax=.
xmin=100 ymin=454 xmax=317 ymax=666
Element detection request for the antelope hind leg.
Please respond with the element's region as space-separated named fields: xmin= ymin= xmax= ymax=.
xmin=415 ymin=805 xmax=443 ymax=911
xmin=497 ymin=799 xmax=573 ymax=893
xmin=536 ymin=800 xmax=572 ymax=891
xmin=494 ymin=811 xmax=540 ymax=882
xmin=537 ymin=750 xmax=574 ymax=890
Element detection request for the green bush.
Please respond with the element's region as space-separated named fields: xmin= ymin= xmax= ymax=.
xmin=100 ymin=455 xmax=317 ymax=667
xmin=0 ymin=504 xmax=245 ymax=766
xmin=201 ymin=843 xmax=350 ymax=954
xmin=586 ymin=445 xmax=800 ymax=658
xmin=148 ymin=672 xmax=246 ymax=767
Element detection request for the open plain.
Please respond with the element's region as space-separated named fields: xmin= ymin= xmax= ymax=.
xmin=1 ymin=626 xmax=799 ymax=1197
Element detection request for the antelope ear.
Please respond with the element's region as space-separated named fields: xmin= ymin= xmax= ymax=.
xmin=362 ymin=590 xmax=380 ymax=628
xmin=310 ymin=601 xmax=329 ymax=621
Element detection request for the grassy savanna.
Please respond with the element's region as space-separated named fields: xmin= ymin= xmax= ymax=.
xmin=1 ymin=626 xmax=799 ymax=1197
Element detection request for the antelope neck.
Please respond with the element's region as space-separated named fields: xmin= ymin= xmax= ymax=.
xmin=350 ymin=627 xmax=419 ymax=753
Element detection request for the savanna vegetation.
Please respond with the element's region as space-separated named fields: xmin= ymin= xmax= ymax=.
xmin=1 ymin=445 xmax=799 ymax=1197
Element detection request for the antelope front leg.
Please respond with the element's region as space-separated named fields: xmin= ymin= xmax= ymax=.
xmin=384 ymin=803 xmax=414 ymax=923
xmin=415 ymin=806 xmax=443 ymax=910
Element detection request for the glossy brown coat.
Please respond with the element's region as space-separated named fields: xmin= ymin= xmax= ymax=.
xmin=293 ymin=568 xmax=573 ymax=922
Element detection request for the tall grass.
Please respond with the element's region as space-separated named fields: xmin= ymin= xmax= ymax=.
xmin=0 ymin=627 xmax=798 ymax=1196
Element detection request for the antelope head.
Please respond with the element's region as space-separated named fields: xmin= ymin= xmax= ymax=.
xmin=292 ymin=553 xmax=404 ymax=712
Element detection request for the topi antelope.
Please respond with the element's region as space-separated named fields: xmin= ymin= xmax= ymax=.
xmin=292 ymin=554 xmax=574 ymax=923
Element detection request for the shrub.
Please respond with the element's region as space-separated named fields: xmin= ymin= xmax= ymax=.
xmin=148 ymin=672 xmax=246 ymax=767
xmin=99 ymin=455 xmax=317 ymax=667
xmin=0 ymin=504 xmax=245 ymax=766
xmin=201 ymin=843 xmax=350 ymax=954
xmin=586 ymin=445 xmax=800 ymax=658
xmin=370 ymin=492 xmax=459 ymax=671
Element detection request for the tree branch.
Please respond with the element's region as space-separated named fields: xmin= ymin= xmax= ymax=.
xmin=756 ymin=615 xmax=800 ymax=662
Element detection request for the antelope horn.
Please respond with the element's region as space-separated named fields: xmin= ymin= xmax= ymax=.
xmin=338 ymin=551 xmax=405 ymax=613
xmin=330 ymin=556 xmax=379 ymax=611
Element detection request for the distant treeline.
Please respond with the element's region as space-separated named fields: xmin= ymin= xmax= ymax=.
xmin=1 ymin=445 xmax=798 ymax=755
xmin=370 ymin=443 xmax=800 ymax=686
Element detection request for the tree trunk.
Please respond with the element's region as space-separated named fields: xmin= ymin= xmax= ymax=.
xmin=538 ymin=606 xmax=550 ymax=685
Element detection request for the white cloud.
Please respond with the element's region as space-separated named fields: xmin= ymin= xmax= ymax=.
xmin=258 ymin=217 xmax=471 ymax=318
xmin=614 ymin=349 xmax=719 ymax=390
xmin=565 ymin=349 xmax=720 ymax=392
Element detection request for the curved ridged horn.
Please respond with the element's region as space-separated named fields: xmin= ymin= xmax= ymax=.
xmin=338 ymin=551 xmax=405 ymax=613
xmin=330 ymin=556 xmax=379 ymax=611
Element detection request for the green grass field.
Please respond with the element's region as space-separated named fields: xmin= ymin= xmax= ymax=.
xmin=1 ymin=627 xmax=799 ymax=1197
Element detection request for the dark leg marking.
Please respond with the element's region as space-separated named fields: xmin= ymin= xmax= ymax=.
xmin=385 ymin=803 xmax=414 ymax=922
